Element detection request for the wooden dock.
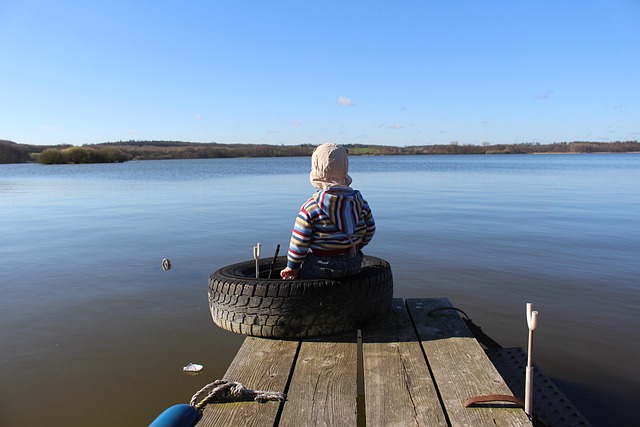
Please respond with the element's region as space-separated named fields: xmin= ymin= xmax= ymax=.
xmin=195 ymin=298 xmax=585 ymax=426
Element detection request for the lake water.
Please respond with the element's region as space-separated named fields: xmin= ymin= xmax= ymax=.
xmin=1 ymin=154 xmax=638 ymax=426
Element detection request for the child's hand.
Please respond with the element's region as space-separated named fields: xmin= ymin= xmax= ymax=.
xmin=280 ymin=267 xmax=299 ymax=280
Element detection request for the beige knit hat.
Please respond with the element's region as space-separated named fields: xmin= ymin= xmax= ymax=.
xmin=309 ymin=143 xmax=353 ymax=189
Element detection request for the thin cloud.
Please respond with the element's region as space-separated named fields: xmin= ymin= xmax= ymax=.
xmin=535 ymin=90 xmax=555 ymax=100
xmin=337 ymin=96 xmax=355 ymax=106
xmin=378 ymin=123 xmax=403 ymax=130
xmin=195 ymin=114 xmax=204 ymax=120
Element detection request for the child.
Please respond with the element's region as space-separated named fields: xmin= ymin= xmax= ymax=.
xmin=280 ymin=143 xmax=376 ymax=280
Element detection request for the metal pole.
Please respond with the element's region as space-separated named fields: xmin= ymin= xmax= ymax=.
xmin=525 ymin=302 xmax=538 ymax=418
xmin=253 ymin=243 xmax=261 ymax=278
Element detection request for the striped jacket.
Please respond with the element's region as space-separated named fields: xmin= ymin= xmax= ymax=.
xmin=286 ymin=187 xmax=376 ymax=269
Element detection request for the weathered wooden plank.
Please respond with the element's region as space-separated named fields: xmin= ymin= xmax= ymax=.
xmin=362 ymin=298 xmax=448 ymax=427
xmin=278 ymin=332 xmax=358 ymax=427
xmin=407 ymin=298 xmax=532 ymax=427
xmin=197 ymin=336 xmax=299 ymax=427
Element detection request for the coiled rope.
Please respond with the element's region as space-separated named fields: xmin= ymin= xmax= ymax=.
xmin=190 ymin=379 xmax=286 ymax=410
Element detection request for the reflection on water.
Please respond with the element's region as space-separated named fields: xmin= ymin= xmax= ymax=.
xmin=1 ymin=155 xmax=639 ymax=426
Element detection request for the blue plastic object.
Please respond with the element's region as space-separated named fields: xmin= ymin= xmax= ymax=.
xmin=149 ymin=404 xmax=202 ymax=427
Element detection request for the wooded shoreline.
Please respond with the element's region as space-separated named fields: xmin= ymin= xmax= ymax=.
xmin=1 ymin=139 xmax=639 ymax=164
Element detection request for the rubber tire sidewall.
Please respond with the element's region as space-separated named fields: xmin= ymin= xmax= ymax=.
xmin=208 ymin=255 xmax=393 ymax=338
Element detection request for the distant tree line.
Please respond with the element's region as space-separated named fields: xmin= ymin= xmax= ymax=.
xmin=1 ymin=139 xmax=639 ymax=164
xmin=97 ymin=141 xmax=314 ymax=160
xmin=37 ymin=146 xmax=129 ymax=164
xmin=0 ymin=140 xmax=65 ymax=163
xmin=354 ymin=140 xmax=640 ymax=155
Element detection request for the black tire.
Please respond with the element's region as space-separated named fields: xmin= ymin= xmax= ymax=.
xmin=208 ymin=255 xmax=393 ymax=338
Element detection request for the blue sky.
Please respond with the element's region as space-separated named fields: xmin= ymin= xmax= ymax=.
xmin=1 ymin=1 xmax=639 ymax=147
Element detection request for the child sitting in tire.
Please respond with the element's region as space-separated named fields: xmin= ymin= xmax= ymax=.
xmin=280 ymin=143 xmax=376 ymax=280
